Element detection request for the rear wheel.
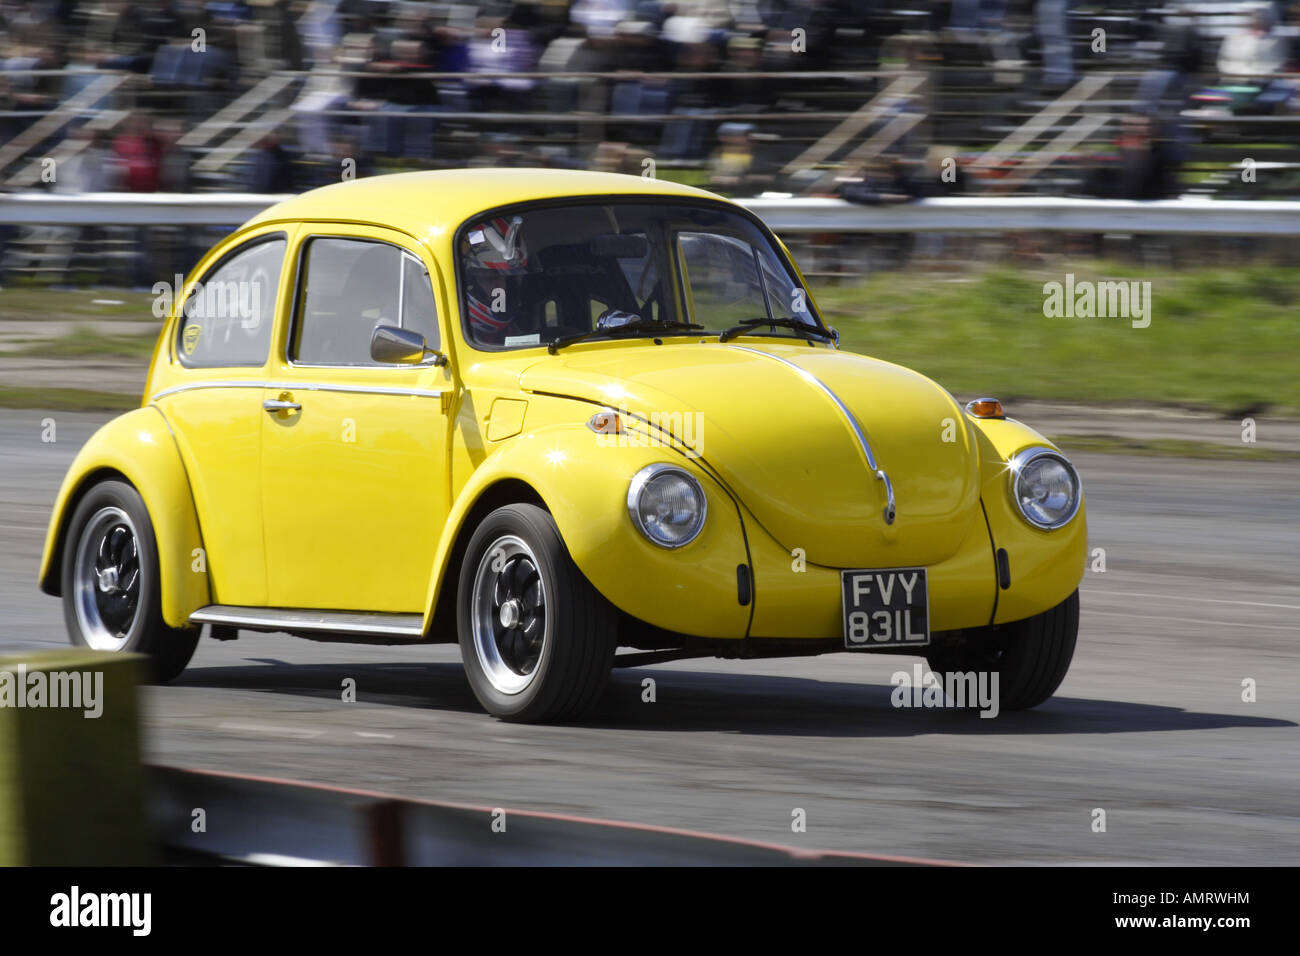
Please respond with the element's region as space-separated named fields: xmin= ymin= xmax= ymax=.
xmin=61 ymin=480 xmax=198 ymax=682
xmin=457 ymin=503 xmax=615 ymax=722
xmin=927 ymin=590 xmax=1079 ymax=711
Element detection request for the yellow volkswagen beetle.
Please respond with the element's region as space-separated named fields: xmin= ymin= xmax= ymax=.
xmin=39 ymin=169 xmax=1086 ymax=722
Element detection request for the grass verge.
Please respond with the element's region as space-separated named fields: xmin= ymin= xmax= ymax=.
xmin=1051 ymin=434 xmax=1300 ymax=462
xmin=0 ymin=387 xmax=139 ymax=412
xmin=11 ymin=326 xmax=158 ymax=359
xmin=814 ymin=262 xmax=1300 ymax=417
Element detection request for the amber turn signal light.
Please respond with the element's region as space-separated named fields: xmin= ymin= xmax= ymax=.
xmin=586 ymin=410 xmax=624 ymax=434
xmin=966 ymin=398 xmax=1005 ymax=419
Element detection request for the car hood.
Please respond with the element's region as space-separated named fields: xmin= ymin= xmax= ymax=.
xmin=518 ymin=341 xmax=983 ymax=568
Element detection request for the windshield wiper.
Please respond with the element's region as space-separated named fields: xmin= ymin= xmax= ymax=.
xmin=548 ymin=318 xmax=704 ymax=354
xmin=717 ymin=317 xmax=837 ymax=344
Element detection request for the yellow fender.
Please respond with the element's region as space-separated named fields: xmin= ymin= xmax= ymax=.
xmin=39 ymin=407 xmax=209 ymax=629
xmin=423 ymin=423 xmax=752 ymax=639
xmin=968 ymin=416 xmax=1088 ymax=624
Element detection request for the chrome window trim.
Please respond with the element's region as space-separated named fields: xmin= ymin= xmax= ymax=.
xmin=1007 ymin=445 xmax=1083 ymax=531
xmin=285 ymin=357 xmax=445 ymax=371
xmin=150 ymin=381 xmax=445 ymax=402
xmin=728 ymin=346 xmax=896 ymax=524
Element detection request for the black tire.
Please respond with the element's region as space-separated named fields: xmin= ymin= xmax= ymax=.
xmin=456 ymin=503 xmax=615 ymax=722
xmin=926 ymin=590 xmax=1079 ymax=711
xmin=61 ymin=479 xmax=199 ymax=683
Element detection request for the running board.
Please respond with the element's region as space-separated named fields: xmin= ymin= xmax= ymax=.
xmin=189 ymin=606 xmax=426 ymax=643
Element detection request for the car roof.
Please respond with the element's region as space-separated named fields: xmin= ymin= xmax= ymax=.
xmin=242 ymin=168 xmax=723 ymax=241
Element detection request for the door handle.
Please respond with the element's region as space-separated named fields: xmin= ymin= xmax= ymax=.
xmin=263 ymin=398 xmax=301 ymax=414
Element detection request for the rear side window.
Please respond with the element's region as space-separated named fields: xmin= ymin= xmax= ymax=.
xmin=177 ymin=237 xmax=284 ymax=367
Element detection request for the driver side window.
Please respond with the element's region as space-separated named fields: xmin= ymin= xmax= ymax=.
xmin=292 ymin=237 xmax=402 ymax=366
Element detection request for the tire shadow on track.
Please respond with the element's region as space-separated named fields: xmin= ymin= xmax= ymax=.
xmin=171 ymin=659 xmax=1294 ymax=738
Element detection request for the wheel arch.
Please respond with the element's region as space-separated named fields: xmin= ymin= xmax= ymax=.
xmin=422 ymin=422 xmax=752 ymax=640
xmin=967 ymin=415 xmax=1088 ymax=624
xmin=39 ymin=406 xmax=210 ymax=629
xmin=424 ymin=477 xmax=548 ymax=641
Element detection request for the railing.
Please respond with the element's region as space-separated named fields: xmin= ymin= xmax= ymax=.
xmin=2 ymin=192 xmax=1297 ymax=236
xmin=150 ymin=764 xmax=941 ymax=866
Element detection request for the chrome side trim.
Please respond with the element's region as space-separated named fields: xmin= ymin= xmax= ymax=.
xmin=151 ymin=381 xmax=264 ymax=401
xmin=151 ymin=381 xmax=445 ymax=402
xmin=729 ymin=345 xmax=896 ymax=524
xmin=190 ymin=605 xmax=425 ymax=637
xmin=876 ymin=468 xmax=896 ymax=525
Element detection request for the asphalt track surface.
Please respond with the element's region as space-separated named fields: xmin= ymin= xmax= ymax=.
xmin=1 ymin=410 xmax=1296 ymax=864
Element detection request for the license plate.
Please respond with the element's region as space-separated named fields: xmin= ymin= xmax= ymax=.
xmin=841 ymin=568 xmax=929 ymax=649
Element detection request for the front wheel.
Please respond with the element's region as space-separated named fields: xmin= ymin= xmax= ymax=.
xmin=61 ymin=479 xmax=199 ymax=682
xmin=457 ymin=503 xmax=616 ymax=722
xmin=927 ymin=590 xmax=1079 ymax=711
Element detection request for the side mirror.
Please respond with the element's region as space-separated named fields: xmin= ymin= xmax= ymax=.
xmin=370 ymin=324 xmax=448 ymax=366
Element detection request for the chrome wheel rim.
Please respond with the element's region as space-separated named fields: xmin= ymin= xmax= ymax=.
xmin=73 ymin=506 xmax=141 ymax=651
xmin=471 ymin=534 xmax=546 ymax=695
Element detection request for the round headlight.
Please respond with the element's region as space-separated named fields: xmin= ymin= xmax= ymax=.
xmin=1009 ymin=448 xmax=1081 ymax=530
xmin=627 ymin=464 xmax=707 ymax=548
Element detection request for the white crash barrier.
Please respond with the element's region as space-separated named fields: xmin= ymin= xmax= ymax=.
xmin=0 ymin=192 xmax=1297 ymax=236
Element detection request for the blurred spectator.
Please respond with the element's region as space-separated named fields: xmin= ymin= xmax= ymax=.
xmin=83 ymin=0 xmax=176 ymax=73
xmin=590 ymin=139 xmax=650 ymax=175
xmin=0 ymin=184 xmax=11 ymax=289
xmin=156 ymin=118 xmax=195 ymax=192
xmin=708 ymin=121 xmax=773 ymax=194
xmin=113 ymin=114 xmax=162 ymax=192
xmin=1135 ymin=20 xmax=1203 ymax=170
xmin=261 ymin=0 xmax=306 ymax=72
xmin=1037 ymin=0 xmax=1075 ymax=89
xmin=249 ymin=128 xmax=294 ymax=193
xmin=660 ymin=36 xmax=718 ymax=159
xmin=46 ymin=127 xmax=117 ymax=286
xmin=838 ymin=154 xmax=923 ymax=205
xmin=108 ymin=112 xmax=164 ymax=287
xmin=1218 ymin=5 xmax=1290 ymax=78
xmin=1084 ymin=112 xmax=1181 ymax=200
xmin=301 ymin=135 xmax=371 ymax=188
xmin=466 ymin=2 xmax=543 ymax=111
xmin=153 ymin=116 xmax=200 ymax=280
xmin=1138 ymin=20 xmax=1205 ymax=115
xmin=949 ymin=0 xmax=1006 ymax=31
xmin=1191 ymin=4 xmax=1297 ymax=115
xmin=570 ymin=0 xmax=636 ymax=39
xmin=292 ymin=47 xmax=357 ymax=159
xmin=469 ymin=131 xmax=526 ymax=168
xmin=526 ymin=143 xmax=578 ymax=167
xmin=4 ymin=0 xmax=53 ymax=46
xmin=720 ymin=35 xmax=771 ymax=110
xmin=53 ymin=127 xmax=118 ymax=193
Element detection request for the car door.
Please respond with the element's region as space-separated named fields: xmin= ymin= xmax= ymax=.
xmin=153 ymin=227 xmax=293 ymax=606
xmin=259 ymin=225 xmax=453 ymax=613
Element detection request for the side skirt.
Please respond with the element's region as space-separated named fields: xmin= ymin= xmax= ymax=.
xmin=189 ymin=606 xmax=426 ymax=644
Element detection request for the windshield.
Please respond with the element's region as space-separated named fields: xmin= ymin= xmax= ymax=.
xmin=456 ymin=200 xmax=821 ymax=350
